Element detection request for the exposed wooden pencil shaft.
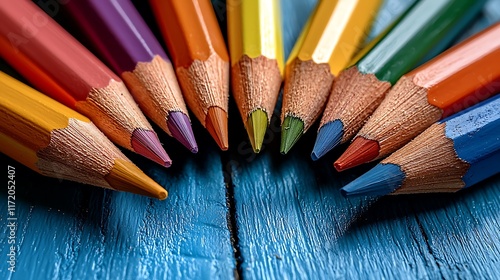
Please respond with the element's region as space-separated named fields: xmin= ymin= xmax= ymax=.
xmin=0 ymin=0 xmax=160 ymax=155
xmin=176 ymin=53 xmax=229 ymax=127
xmin=150 ymin=0 xmax=229 ymax=149
xmin=0 ymin=81 xmax=120 ymax=187
xmin=36 ymin=118 xmax=124 ymax=189
xmin=281 ymin=59 xmax=334 ymax=130
xmin=386 ymin=123 xmax=468 ymax=194
xmin=358 ymin=75 xmax=443 ymax=159
xmin=0 ymin=72 xmax=167 ymax=199
xmin=232 ymin=55 xmax=282 ymax=126
xmin=282 ymin=0 xmax=382 ymax=132
xmin=320 ymin=66 xmax=391 ymax=143
xmin=122 ymin=55 xmax=188 ymax=136
xmin=74 ymin=79 xmax=151 ymax=150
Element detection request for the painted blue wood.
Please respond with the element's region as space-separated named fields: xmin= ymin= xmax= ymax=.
xmin=1 ymin=0 xmax=500 ymax=279
xmin=228 ymin=0 xmax=500 ymax=279
xmin=443 ymin=95 xmax=500 ymax=187
xmin=0 ymin=127 xmax=235 ymax=279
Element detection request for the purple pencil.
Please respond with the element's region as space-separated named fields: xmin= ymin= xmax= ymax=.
xmin=64 ymin=0 xmax=198 ymax=153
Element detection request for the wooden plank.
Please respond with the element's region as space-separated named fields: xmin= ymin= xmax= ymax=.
xmin=0 ymin=125 xmax=235 ymax=279
xmin=229 ymin=0 xmax=500 ymax=278
xmin=1 ymin=0 xmax=499 ymax=279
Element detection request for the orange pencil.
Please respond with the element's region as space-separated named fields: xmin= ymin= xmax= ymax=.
xmin=150 ymin=0 xmax=230 ymax=150
xmin=0 ymin=0 xmax=171 ymax=167
xmin=336 ymin=23 xmax=500 ymax=171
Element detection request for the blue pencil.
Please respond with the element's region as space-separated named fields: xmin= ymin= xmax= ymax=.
xmin=341 ymin=94 xmax=500 ymax=196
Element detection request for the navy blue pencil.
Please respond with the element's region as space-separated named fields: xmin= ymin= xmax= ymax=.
xmin=341 ymin=94 xmax=500 ymax=196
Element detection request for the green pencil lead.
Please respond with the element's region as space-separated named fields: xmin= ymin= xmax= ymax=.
xmin=246 ymin=109 xmax=268 ymax=153
xmin=280 ymin=116 xmax=304 ymax=155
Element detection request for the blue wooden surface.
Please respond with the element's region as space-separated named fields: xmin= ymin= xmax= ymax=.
xmin=0 ymin=129 xmax=235 ymax=279
xmin=1 ymin=0 xmax=500 ymax=279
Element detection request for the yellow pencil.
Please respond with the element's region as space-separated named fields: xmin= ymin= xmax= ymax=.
xmin=280 ymin=0 xmax=382 ymax=154
xmin=0 ymin=71 xmax=167 ymax=199
xmin=227 ymin=0 xmax=284 ymax=153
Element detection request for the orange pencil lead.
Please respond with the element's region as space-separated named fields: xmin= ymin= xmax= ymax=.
xmin=206 ymin=107 xmax=229 ymax=151
xmin=150 ymin=0 xmax=230 ymax=150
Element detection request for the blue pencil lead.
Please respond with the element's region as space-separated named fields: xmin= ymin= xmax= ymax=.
xmin=311 ymin=120 xmax=344 ymax=161
xmin=340 ymin=163 xmax=405 ymax=197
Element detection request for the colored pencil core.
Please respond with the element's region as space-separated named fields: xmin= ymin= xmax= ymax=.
xmin=105 ymin=158 xmax=168 ymax=200
xmin=340 ymin=163 xmax=405 ymax=197
xmin=335 ymin=137 xmax=379 ymax=171
xmin=131 ymin=129 xmax=172 ymax=167
xmin=311 ymin=119 xmax=344 ymax=160
xmin=206 ymin=107 xmax=229 ymax=151
xmin=247 ymin=109 xmax=268 ymax=153
xmin=168 ymin=111 xmax=198 ymax=153
xmin=280 ymin=116 xmax=304 ymax=155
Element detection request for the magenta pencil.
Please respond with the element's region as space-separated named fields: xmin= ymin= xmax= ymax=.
xmin=64 ymin=0 xmax=198 ymax=152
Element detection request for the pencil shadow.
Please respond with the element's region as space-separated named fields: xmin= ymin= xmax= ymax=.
xmin=0 ymin=152 xmax=109 ymax=227
xmin=342 ymin=174 xmax=500 ymax=235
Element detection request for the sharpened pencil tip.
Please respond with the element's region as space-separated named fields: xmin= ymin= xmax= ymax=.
xmin=340 ymin=163 xmax=405 ymax=197
xmin=206 ymin=106 xmax=229 ymax=151
xmin=131 ymin=129 xmax=172 ymax=167
xmin=106 ymin=158 xmax=168 ymax=199
xmin=280 ymin=116 xmax=304 ymax=155
xmin=311 ymin=120 xmax=344 ymax=161
xmin=247 ymin=109 xmax=268 ymax=153
xmin=167 ymin=111 xmax=198 ymax=153
xmin=334 ymin=136 xmax=379 ymax=171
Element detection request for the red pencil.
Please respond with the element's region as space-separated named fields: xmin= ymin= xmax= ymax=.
xmin=0 ymin=0 xmax=171 ymax=167
xmin=335 ymin=23 xmax=500 ymax=171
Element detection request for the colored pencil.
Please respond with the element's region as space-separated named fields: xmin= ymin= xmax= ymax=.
xmin=312 ymin=0 xmax=486 ymax=160
xmin=0 ymin=71 xmax=167 ymax=199
xmin=227 ymin=0 xmax=284 ymax=153
xmin=335 ymin=22 xmax=500 ymax=171
xmin=150 ymin=0 xmax=230 ymax=150
xmin=64 ymin=0 xmax=198 ymax=153
xmin=0 ymin=0 xmax=171 ymax=167
xmin=341 ymin=94 xmax=500 ymax=196
xmin=280 ymin=0 xmax=382 ymax=154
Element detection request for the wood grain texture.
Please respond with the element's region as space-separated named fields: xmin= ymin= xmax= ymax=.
xmin=1 ymin=0 xmax=500 ymax=279
xmin=228 ymin=0 xmax=500 ymax=278
xmin=0 ymin=128 xmax=235 ymax=279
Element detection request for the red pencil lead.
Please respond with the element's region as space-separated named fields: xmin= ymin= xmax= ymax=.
xmin=334 ymin=136 xmax=379 ymax=171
